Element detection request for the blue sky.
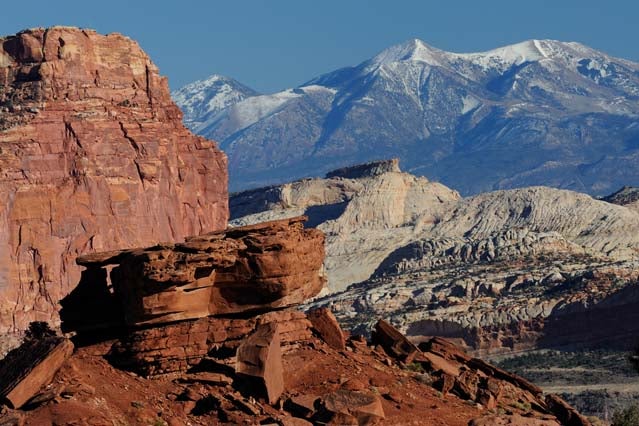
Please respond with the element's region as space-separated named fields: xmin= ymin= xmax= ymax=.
xmin=1 ymin=0 xmax=637 ymax=92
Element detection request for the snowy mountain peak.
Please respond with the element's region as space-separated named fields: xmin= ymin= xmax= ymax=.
xmin=369 ymin=38 xmax=446 ymax=68
xmin=172 ymin=74 xmax=259 ymax=130
xmin=367 ymin=38 xmax=611 ymax=71
xmin=176 ymin=38 xmax=639 ymax=194
xmin=174 ymin=74 xmax=235 ymax=97
xmin=461 ymin=39 xmax=549 ymax=65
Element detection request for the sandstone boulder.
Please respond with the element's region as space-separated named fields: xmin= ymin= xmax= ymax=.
xmin=319 ymin=389 xmax=385 ymax=425
xmin=73 ymin=216 xmax=325 ymax=327
xmin=307 ymin=308 xmax=345 ymax=350
xmin=235 ymin=322 xmax=284 ymax=404
xmin=371 ymin=319 xmax=420 ymax=362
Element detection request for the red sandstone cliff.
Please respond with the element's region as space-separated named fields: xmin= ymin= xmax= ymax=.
xmin=0 ymin=27 xmax=228 ymax=337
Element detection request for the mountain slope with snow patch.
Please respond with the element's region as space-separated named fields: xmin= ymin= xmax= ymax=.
xmin=176 ymin=39 xmax=639 ymax=194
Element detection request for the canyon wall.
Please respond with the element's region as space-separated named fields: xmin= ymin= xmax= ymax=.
xmin=0 ymin=27 xmax=228 ymax=337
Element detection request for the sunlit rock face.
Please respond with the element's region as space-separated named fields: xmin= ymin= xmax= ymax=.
xmin=0 ymin=27 xmax=229 ymax=338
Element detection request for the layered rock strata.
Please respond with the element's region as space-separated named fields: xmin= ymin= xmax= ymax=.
xmin=110 ymin=310 xmax=314 ymax=376
xmin=69 ymin=217 xmax=324 ymax=376
xmin=0 ymin=27 xmax=228 ymax=337
xmin=231 ymin=161 xmax=639 ymax=355
xmin=74 ymin=216 xmax=325 ymax=327
xmin=230 ymin=159 xmax=461 ymax=292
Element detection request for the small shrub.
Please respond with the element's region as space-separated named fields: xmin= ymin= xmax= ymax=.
xmin=24 ymin=321 xmax=56 ymax=341
xmin=613 ymin=405 xmax=639 ymax=426
xmin=405 ymin=362 xmax=425 ymax=373
xmin=510 ymin=400 xmax=532 ymax=412
xmin=629 ymin=345 xmax=639 ymax=375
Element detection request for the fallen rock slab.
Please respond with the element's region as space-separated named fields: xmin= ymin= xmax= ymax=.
xmin=235 ymin=322 xmax=284 ymax=404
xmin=285 ymin=394 xmax=320 ymax=418
xmin=307 ymin=308 xmax=345 ymax=350
xmin=371 ymin=319 xmax=420 ymax=362
xmin=179 ymin=372 xmax=233 ymax=387
xmin=0 ymin=337 xmax=74 ymax=408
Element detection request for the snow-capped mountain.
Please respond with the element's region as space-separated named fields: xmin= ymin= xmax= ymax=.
xmin=176 ymin=39 xmax=639 ymax=194
xmin=172 ymin=74 xmax=259 ymax=130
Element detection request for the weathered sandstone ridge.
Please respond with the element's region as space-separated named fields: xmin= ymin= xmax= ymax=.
xmin=0 ymin=209 xmax=587 ymax=423
xmin=0 ymin=27 xmax=228 ymax=338
xmin=603 ymin=185 xmax=639 ymax=212
xmin=70 ymin=216 xmax=324 ymax=327
xmin=61 ymin=216 xmax=325 ymax=377
xmin=231 ymin=161 xmax=639 ymax=357
xmin=231 ymin=159 xmax=461 ymax=292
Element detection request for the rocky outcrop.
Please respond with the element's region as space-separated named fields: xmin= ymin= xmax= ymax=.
xmin=545 ymin=394 xmax=592 ymax=426
xmin=231 ymin=161 xmax=460 ymax=291
xmin=75 ymin=216 xmax=325 ymax=327
xmin=64 ymin=217 xmax=325 ymax=377
xmin=325 ymin=158 xmax=400 ymax=180
xmin=2 ymin=217 xmax=591 ymax=425
xmin=372 ymin=321 xmax=591 ymax=426
xmin=0 ymin=27 xmax=228 ymax=338
xmin=232 ymin=164 xmax=639 ymax=293
xmin=602 ymin=186 xmax=639 ymax=212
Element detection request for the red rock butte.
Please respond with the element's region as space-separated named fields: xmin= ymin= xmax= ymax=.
xmin=0 ymin=27 xmax=229 ymax=337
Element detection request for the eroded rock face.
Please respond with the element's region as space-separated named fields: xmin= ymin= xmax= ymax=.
xmin=109 ymin=309 xmax=313 ymax=377
xmin=74 ymin=217 xmax=325 ymax=327
xmin=230 ymin=161 xmax=461 ymax=292
xmin=0 ymin=27 xmax=228 ymax=336
xmin=68 ymin=217 xmax=324 ymax=377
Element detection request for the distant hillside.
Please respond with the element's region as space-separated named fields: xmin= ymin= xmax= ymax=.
xmin=175 ymin=39 xmax=639 ymax=195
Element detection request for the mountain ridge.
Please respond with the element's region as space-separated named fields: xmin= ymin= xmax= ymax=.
xmin=175 ymin=38 xmax=639 ymax=194
xmin=171 ymin=73 xmax=259 ymax=130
